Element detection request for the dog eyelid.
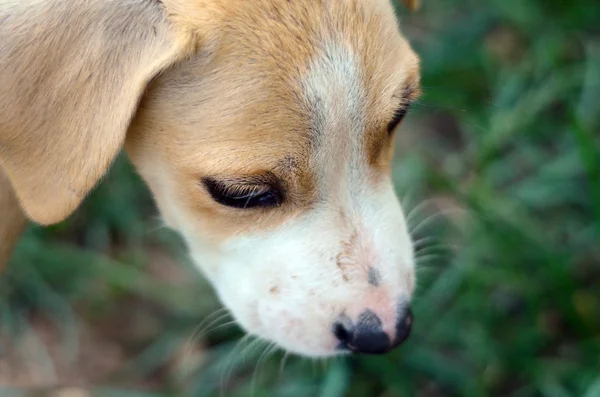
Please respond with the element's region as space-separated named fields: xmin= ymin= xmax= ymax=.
xmin=388 ymin=82 xmax=420 ymax=134
xmin=387 ymin=103 xmax=411 ymax=134
xmin=201 ymin=177 xmax=283 ymax=209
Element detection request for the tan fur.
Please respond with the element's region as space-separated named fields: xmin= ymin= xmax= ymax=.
xmin=126 ymin=0 xmax=420 ymax=242
xmin=0 ymin=167 xmax=26 ymax=271
xmin=0 ymin=0 xmax=420 ymax=262
xmin=0 ymin=0 xmax=197 ymax=225
xmin=0 ymin=0 xmax=423 ymax=358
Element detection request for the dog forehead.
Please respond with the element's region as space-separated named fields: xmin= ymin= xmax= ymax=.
xmin=299 ymin=42 xmax=365 ymax=144
xmin=146 ymin=0 xmax=417 ymax=169
xmin=208 ymin=0 xmax=409 ymax=136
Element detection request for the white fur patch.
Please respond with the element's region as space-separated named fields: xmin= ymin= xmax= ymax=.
xmin=300 ymin=42 xmax=366 ymax=143
xmin=186 ymin=182 xmax=415 ymax=357
xmin=165 ymin=42 xmax=416 ymax=357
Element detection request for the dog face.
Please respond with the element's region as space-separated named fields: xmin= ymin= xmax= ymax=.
xmin=1 ymin=0 xmax=419 ymax=357
xmin=127 ymin=0 xmax=420 ymax=356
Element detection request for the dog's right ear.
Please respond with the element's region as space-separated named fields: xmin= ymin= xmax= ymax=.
xmin=0 ymin=0 xmax=196 ymax=225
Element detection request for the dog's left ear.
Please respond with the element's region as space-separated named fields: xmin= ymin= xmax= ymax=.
xmin=0 ymin=0 xmax=194 ymax=225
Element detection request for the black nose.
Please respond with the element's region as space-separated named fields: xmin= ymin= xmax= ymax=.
xmin=334 ymin=308 xmax=413 ymax=355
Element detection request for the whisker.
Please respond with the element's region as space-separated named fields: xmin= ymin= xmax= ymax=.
xmin=415 ymin=263 xmax=443 ymax=274
xmin=415 ymin=253 xmax=450 ymax=265
xmin=199 ymin=312 xmax=232 ymax=336
xmin=194 ymin=308 xmax=228 ymax=332
xmin=405 ymin=199 xmax=434 ymax=229
xmin=199 ymin=320 xmax=238 ymax=340
xmin=241 ymin=337 xmax=269 ymax=364
xmin=184 ymin=308 xmax=229 ymax=358
xmin=415 ymin=243 xmax=458 ymax=257
xmin=183 ymin=312 xmax=233 ymax=377
xmin=188 ymin=311 xmax=231 ymax=346
xmin=220 ymin=334 xmax=254 ymax=396
xmin=251 ymin=342 xmax=279 ymax=396
xmin=410 ymin=208 xmax=466 ymax=237
xmin=198 ymin=312 xmax=234 ymax=334
xmin=279 ymin=351 xmax=291 ymax=376
xmin=412 ymin=235 xmax=444 ymax=249
xmin=410 ymin=210 xmax=446 ymax=237
xmin=399 ymin=188 xmax=416 ymax=213
xmin=224 ymin=335 xmax=269 ymax=391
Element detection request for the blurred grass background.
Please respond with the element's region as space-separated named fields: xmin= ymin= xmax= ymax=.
xmin=2 ymin=0 xmax=600 ymax=396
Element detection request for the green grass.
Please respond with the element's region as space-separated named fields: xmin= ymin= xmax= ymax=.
xmin=2 ymin=0 xmax=600 ymax=396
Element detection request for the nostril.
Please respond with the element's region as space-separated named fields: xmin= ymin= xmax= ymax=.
xmin=334 ymin=309 xmax=412 ymax=355
xmin=394 ymin=307 xmax=413 ymax=346
xmin=353 ymin=328 xmax=390 ymax=354
xmin=347 ymin=310 xmax=391 ymax=354
xmin=333 ymin=322 xmax=352 ymax=346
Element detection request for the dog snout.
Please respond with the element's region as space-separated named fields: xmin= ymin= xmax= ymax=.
xmin=333 ymin=306 xmax=413 ymax=354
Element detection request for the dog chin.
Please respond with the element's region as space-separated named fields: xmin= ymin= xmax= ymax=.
xmin=222 ymin=301 xmax=347 ymax=358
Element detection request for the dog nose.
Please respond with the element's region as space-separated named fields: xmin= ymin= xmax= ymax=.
xmin=334 ymin=308 xmax=413 ymax=354
xmin=395 ymin=307 xmax=413 ymax=346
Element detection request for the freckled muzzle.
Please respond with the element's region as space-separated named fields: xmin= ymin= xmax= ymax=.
xmin=333 ymin=306 xmax=413 ymax=354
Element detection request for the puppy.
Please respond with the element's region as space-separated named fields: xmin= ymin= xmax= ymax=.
xmin=0 ymin=0 xmax=421 ymax=357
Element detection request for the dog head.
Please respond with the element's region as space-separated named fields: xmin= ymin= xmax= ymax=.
xmin=0 ymin=0 xmax=420 ymax=356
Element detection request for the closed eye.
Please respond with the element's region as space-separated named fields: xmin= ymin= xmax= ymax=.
xmin=387 ymin=103 xmax=411 ymax=135
xmin=202 ymin=177 xmax=283 ymax=209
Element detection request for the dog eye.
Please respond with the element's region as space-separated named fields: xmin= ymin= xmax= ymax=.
xmin=203 ymin=178 xmax=282 ymax=209
xmin=387 ymin=104 xmax=411 ymax=134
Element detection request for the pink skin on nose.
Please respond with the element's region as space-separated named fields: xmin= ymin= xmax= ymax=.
xmin=345 ymin=287 xmax=398 ymax=339
xmin=336 ymin=221 xmax=399 ymax=340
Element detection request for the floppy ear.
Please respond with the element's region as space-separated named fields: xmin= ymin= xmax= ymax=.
xmin=0 ymin=0 xmax=193 ymax=225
